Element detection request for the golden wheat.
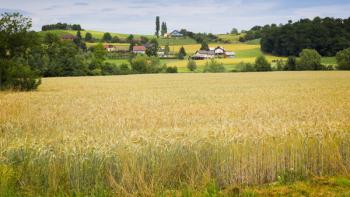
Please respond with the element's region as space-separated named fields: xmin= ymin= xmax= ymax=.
xmin=1 ymin=72 xmax=350 ymax=195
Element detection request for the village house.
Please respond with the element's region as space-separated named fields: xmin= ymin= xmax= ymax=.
xmin=104 ymin=45 xmax=129 ymax=52
xmin=164 ymin=30 xmax=183 ymax=38
xmin=191 ymin=46 xmax=235 ymax=60
xmin=132 ymin=45 xmax=146 ymax=54
xmin=61 ymin=34 xmax=76 ymax=41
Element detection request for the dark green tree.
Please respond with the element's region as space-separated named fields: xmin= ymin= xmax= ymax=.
xmin=178 ymin=46 xmax=187 ymax=59
xmin=145 ymin=38 xmax=159 ymax=56
xmin=85 ymin=32 xmax=93 ymax=42
xmin=161 ymin=22 xmax=168 ymax=36
xmin=102 ymin=32 xmax=112 ymax=42
xmin=284 ymin=56 xmax=297 ymax=71
xmin=155 ymin=16 xmax=160 ymax=37
xmin=127 ymin=34 xmax=134 ymax=43
xmin=200 ymin=41 xmax=209 ymax=51
xmin=336 ymin=48 xmax=350 ymax=70
xmin=0 ymin=12 xmax=41 ymax=90
xmin=255 ymin=56 xmax=272 ymax=71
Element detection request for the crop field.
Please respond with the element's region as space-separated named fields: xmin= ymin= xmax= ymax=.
xmin=1 ymin=72 xmax=350 ymax=195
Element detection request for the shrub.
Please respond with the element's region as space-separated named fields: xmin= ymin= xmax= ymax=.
xmin=0 ymin=61 xmax=41 ymax=91
xmin=187 ymin=60 xmax=197 ymax=71
xmin=284 ymin=56 xmax=297 ymax=71
xmin=336 ymin=48 xmax=350 ymax=70
xmin=120 ymin=63 xmax=131 ymax=75
xmin=297 ymin=49 xmax=322 ymax=70
xmin=235 ymin=62 xmax=256 ymax=72
xmin=130 ymin=55 xmax=162 ymax=73
xmin=166 ymin=66 xmax=178 ymax=73
xmin=177 ymin=47 xmax=187 ymax=60
xmin=255 ymin=56 xmax=272 ymax=71
xmin=203 ymin=59 xmax=225 ymax=73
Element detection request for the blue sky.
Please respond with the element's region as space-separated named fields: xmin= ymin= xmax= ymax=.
xmin=1 ymin=0 xmax=349 ymax=34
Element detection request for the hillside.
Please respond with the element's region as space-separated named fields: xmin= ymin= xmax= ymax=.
xmin=39 ymin=30 xmax=197 ymax=45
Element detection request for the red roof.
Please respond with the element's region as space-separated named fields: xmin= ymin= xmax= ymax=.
xmin=133 ymin=46 xmax=146 ymax=51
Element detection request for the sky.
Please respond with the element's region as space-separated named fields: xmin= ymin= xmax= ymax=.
xmin=0 ymin=0 xmax=349 ymax=34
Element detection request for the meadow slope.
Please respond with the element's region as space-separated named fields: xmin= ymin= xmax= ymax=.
xmin=1 ymin=72 xmax=350 ymax=195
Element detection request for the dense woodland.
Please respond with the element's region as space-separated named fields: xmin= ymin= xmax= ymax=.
xmin=260 ymin=17 xmax=350 ymax=56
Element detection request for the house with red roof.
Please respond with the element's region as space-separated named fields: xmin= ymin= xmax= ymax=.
xmin=133 ymin=46 xmax=146 ymax=54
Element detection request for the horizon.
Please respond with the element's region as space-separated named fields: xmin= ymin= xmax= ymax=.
xmin=1 ymin=0 xmax=350 ymax=34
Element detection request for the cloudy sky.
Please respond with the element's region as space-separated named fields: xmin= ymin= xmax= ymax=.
xmin=1 ymin=0 xmax=349 ymax=34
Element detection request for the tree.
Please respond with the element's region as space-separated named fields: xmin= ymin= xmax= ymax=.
xmin=164 ymin=44 xmax=170 ymax=56
xmin=155 ymin=16 xmax=160 ymax=37
xmin=200 ymin=41 xmax=209 ymax=51
xmin=255 ymin=56 xmax=272 ymax=71
xmin=178 ymin=46 xmax=186 ymax=59
xmin=85 ymin=32 xmax=93 ymax=42
xmin=161 ymin=22 xmax=168 ymax=36
xmin=111 ymin=36 xmax=120 ymax=43
xmin=187 ymin=60 xmax=197 ymax=71
xmin=284 ymin=56 xmax=296 ymax=71
xmin=127 ymin=34 xmax=134 ymax=43
xmin=336 ymin=48 xmax=350 ymax=70
xmin=130 ymin=55 xmax=162 ymax=73
xmin=76 ymin=30 xmax=82 ymax=39
xmin=145 ymin=38 xmax=159 ymax=57
xmin=0 ymin=12 xmax=41 ymax=90
xmin=230 ymin=28 xmax=238 ymax=34
xmin=297 ymin=49 xmax=322 ymax=70
xmin=102 ymin=32 xmax=112 ymax=42
xmin=203 ymin=59 xmax=225 ymax=73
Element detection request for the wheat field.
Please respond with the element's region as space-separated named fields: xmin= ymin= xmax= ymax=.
xmin=1 ymin=72 xmax=350 ymax=195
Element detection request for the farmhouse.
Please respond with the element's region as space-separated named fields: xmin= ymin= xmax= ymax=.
xmin=133 ymin=45 xmax=146 ymax=54
xmin=191 ymin=46 xmax=235 ymax=60
xmin=61 ymin=34 xmax=76 ymax=41
xmin=164 ymin=30 xmax=183 ymax=38
xmin=104 ymin=45 xmax=129 ymax=52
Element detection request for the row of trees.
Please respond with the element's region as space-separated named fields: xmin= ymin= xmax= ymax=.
xmin=155 ymin=16 xmax=168 ymax=37
xmin=42 ymin=23 xmax=82 ymax=31
xmin=261 ymin=17 xmax=350 ymax=56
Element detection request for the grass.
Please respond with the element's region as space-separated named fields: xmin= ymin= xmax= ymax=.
xmin=1 ymin=72 xmax=350 ymax=195
xmin=217 ymin=33 xmax=245 ymax=43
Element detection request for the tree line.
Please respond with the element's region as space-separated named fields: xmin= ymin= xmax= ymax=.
xmin=260 ymin=17 xmax=350 ymax=56
xmin=42 ymin=23 xmax=83 ymax=31
xmin=0 ymin=13 xmax=178 ymax=91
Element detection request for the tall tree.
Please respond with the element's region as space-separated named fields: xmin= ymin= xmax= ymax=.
xmin=85 ymin=32 xmax=93 ymax=42
xmin=0 ymin=12 xmax=41 ymax=90
xmin=155 ymin=16 xmax=160 ymax=37
xmin=102 ymin=32 xmax=112 ymax=42
xmin=200 ymin=41 xmax=209 ymax=51
xmin=161 ymin=22 xmax=168 ymax=36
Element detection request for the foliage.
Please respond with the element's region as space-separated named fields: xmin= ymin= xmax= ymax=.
xmin=187 ymin=59 xmax=197 ymax=71
xmin=297 ymin=49 xmax=322 ymax=70
xmin=261 ymin=17 xmax=350 ymax=56
xmin=203 ymin=59 xmax=225 ymax=72
xmin=0 ymin=12 xmax=41 ymax=91
xmin=255 ymin=55 xmax=272 ymax=71
xmin=164 ymin=44 xmax=170 ymax=55
xmin=336 ymin=48 xmax=350 ymax=70
xmin=161 ymin=22 xmax=167 ymax=36
xmin=178 ymin=46 xmax=187 ymax=59
xmin=179 ymin=29 xmax=222 ymax=43
xmin=42 ymin=23 xmax=82 ymax=31
xmin=155 ymin=16 xmax=160 ymax=37
xmin=230 ymin=28 xmax=238 ymax=35
xmin=235 ymin=62 xmax=256 ymax=72
xmin=200 ymin=41 xmax=209 ymax=51
xmin=85 ymin=32 xmax=93 ymax=42
xmin=102 ymin=32 xmax=112 ymax=43
xmin=284 ymin=56 xmax=297 ymax=71
xmin=165 ymin=66 xmax=178 ymax=73
xmin=145 ymin=38 xmax=159 ymax=56
xmin=130 ymin=55 xmax=163 ymax=73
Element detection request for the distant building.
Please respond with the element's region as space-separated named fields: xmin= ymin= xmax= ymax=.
xmin=191 ymin=46 xmax=235 ymax=60
xmin=170 ymin=30 xmax=183 ymax=37
xmin=61 ymin=34 xmax=76 ymax=41
xmin=133 ymin=45 xmax=146 ymax=54
xmin=104 ymin=45 xmax=129 ymax=52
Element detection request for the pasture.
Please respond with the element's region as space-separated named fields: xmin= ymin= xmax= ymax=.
xmin=1 ymin=72 xmax=350 ymax=195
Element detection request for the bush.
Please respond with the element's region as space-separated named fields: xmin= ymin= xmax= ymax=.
xmin=203 ymin=59 xmax=225 ymax=73
xmin=120 ymin=63 xmax=131 ymax=75
xmin=187 ymin=60 xmax=197 ymax=71
xmin=284 ymin=56 xmax=297 ymax=71
xmin=235 ymin=62 xmax=256 ymax=72
xmin=166 ymin=66 xmax=178 ymax=73
xmin=0 ymin=60 xmax=41 ymax=91
xmin=336 ymin=48 xmax=350 ymax=70
xmin=297 ymin=49 xmax=322 ymax=70
xmin=130 ymin=55 xmax=162 ymax=73
xmin=255 ymin=56 xmax=271 ymax=71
